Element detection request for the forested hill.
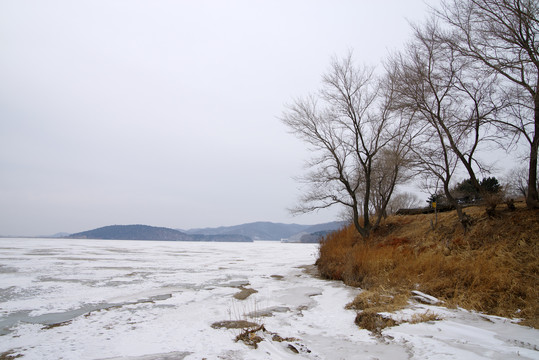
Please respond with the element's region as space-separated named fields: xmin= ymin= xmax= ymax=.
xmin=68 ymin=225 xmax=252 ymax=242
xmin=185 ymin=221 xmax=347 ymax=241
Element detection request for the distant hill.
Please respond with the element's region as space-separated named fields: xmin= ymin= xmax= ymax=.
xmin=297 ymin=230 xmax=337 ymax=243
xmin=185 ymin=221 xmax=346 ymax=241
xmin=49 ymin=232 xmax=71 ymax=238
xmin=68 ymin=225 xmax=252 ymax=242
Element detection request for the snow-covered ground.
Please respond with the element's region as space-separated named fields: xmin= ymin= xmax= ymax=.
xmin=0 ymin=238 xmax=537 ymax=359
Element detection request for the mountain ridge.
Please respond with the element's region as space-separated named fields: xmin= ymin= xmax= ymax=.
xmin=68 ymin=224 xmax=252 ymax=242
xmin=184 ymin=221 xmax=346 ymax=241
xmin=64 ymin=221 xmax=347 ymax=243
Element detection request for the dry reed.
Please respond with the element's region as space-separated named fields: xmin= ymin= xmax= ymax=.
xmin=317 ymin=202 xmax=539 ymax=327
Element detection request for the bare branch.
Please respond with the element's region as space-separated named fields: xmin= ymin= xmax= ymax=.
xmin=281 ymin=53 xmax=413 ymax=238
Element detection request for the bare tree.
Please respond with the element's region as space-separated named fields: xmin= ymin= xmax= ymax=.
xmin=370 ymin=146 xmax=414 ymax=220
xmin=281 ymin=53 xmax=410 ymax=239
xmin=505 ymin=165 xmax=539 ymax=198
xmin=436 ymin=0 xmax=539 ymax=208
xmin=411 ymin=121 xmax=464 ymax=223
xmin=386 ymin=192 xmax=422 ymax=215
xmin=389 ymin=19 xmax=498 ymax=228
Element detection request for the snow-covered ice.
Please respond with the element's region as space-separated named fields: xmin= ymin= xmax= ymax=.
xmin=0 ymin=238 xmax=537 ymax=359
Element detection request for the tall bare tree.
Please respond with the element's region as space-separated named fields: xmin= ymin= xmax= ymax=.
xmin=436 ymin=0 xmax=539 ymax=208
xmin=389 ymin=19 xmax=498 ymax=227
xmin=282 ymin=53 xmax=410 ymax=239
xmin=369 ymin=144 xmax=414 ymax=221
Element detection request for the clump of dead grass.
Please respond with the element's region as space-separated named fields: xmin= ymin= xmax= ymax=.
xmin=409 ymin=310 xmax=442 ymax=324
xmin=233 ymin=324 xmax=308 ymax=352
xmin=0 ymin=351 xmax=22 ymax=360
xmin=353 ymin=310 xmax=442 ymax=334
xmin=235 ymin=324 xmax=266 ymax=348
xmin=211 ymin=320 xmax=259 ymax=329
xmin=233 ymin=287 xmax=258 ymax=300
xmin=318 ymin=202 xmax=539 ymax=328
xmin=345 ymin=287 xmax=409 ymax=313
xmin=354 ymin=311 xmax=398 ymax=335
xmin=346 ymin=287 xmax=443 ymax=334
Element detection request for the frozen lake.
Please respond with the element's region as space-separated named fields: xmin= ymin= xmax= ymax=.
xmin=1 ymin=238 xmax=538 ymax=359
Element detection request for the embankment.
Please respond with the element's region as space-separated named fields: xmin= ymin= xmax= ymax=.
xmin=316 ymin=202 xmax=539 ymax=327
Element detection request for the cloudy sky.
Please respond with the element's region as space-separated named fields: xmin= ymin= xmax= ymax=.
xmin=0 ymin=0 xmax=441 ymax=236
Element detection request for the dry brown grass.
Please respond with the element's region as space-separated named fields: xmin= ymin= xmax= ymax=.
xmin=354 ymin=311 xmax=398 ymax=335
xmin=233 ymin=287 xmax=258 ymax=300
xmin=353 ymin=309 xmax=442 ymax=334
xmin=0 ymin=351 xmax=22 ymax=360
xmin=345 ymin=287 xmax=409 ymax=313
xmin=211 ymin=320 xmax=259 ymax=329
xmin=409 ymin=310 xmax=442 ymax=324
xmin=317 ymin=202 xmax=539 ymax=327
xmin=235 ymin=324 xmax=266 ymax=348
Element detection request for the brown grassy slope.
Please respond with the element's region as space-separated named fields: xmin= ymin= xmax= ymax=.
xmin=316 ymin=202 xmax=539 ymax=327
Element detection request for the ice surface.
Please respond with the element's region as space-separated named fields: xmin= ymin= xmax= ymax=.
xmin=0 ymin=238 xmax=537 ymax=359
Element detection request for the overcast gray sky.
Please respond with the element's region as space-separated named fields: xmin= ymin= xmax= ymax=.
xmin=1 ymin=0 xmax=441 ymax=236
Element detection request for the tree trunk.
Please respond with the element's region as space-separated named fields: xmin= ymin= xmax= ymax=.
xmin=527 ymin=140 xmax=539 ymax=208
xmin=351 ymin=200 xmax=369 ymax=240
xmin=527 ymin=91 xmax=539 ymax=209
xmin=444 ymin=182 xmax=470 ymax=232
